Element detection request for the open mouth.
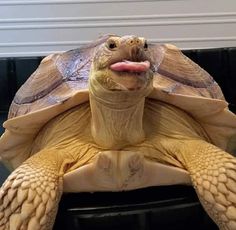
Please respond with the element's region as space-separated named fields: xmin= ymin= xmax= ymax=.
xmin=108 ymin=60 xmax=151 ymax=91
xmin=110 ymin=60 xmax=150 ymax=73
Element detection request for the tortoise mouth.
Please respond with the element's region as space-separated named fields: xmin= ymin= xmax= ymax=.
xmin=109 ymin=60 xmax=151 ymax=91
xmin=110 ymin=60 xmax=150 ymax=73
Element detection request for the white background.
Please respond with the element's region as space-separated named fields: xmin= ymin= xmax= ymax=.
xmin=0 ymin=1 xmax=236 ymax=55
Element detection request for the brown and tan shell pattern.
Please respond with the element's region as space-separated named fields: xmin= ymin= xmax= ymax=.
xmin=8 ymin=35 xmax=112 ymax=119
xmin=0 ymin=36 xmax=235 ymax=167
xmin=149 ymin=44 xmax=236 ymax=152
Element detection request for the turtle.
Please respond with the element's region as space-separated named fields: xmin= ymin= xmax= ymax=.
xmin=0 ymin=34 xmax=236 ymax=230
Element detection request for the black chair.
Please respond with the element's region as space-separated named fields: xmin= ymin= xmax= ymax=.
xmin=0 ymin=48 xmax=235 ymax=230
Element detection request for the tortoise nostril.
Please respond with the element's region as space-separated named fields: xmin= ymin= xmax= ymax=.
xmin=128 ymin=37 xmax=142 ymax=46
xmin=128 ymin=38 xmax=146 ymax=50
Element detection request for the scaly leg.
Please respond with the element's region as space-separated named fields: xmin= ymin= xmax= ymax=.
xmin=176 ymin=139 xmax=236 ymax=230
xmin=0 ymin=149 xmax=65 ymax=230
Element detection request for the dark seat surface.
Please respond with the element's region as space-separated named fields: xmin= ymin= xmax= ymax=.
xmin=0 ymin=47 xmax=235 ymax=229
xmin=54 ymin=186 xmax=217 ymax=230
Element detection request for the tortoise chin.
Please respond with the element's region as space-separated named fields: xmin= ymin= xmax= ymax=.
xmin=109 ymin=70 xmax=152 ymax=91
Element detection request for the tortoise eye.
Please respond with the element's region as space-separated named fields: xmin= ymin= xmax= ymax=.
xmin=144 ymin=41 xmax=148 ymax=49
xmin=107 ymin=40 xmax=117 ymax=50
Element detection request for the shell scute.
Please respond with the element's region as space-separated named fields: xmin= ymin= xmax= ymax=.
xmin=151 ymin=44 xmax=224 ymax=100
xmin=8 ymin=35 xmax=112 ymax=119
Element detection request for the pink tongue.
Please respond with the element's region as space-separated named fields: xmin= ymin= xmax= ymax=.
xmin=110 ymin=60 xmax=150 ymax=72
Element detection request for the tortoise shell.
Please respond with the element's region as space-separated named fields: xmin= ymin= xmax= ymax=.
xmin=0 ymin=35 xmax=235 ymax=169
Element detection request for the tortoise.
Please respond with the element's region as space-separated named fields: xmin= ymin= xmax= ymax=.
xmin=0 ymin=34 xmax=236 ymax=230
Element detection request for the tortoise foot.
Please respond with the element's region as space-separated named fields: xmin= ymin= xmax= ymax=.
xmin=178 ymin=140 xmax=236 ymax=230
xmin=0 ymin=156 xmax=62 ymax=230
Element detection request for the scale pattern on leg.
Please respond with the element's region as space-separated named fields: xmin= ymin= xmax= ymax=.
xmin=178 ymin=140 xmax=236 ymax=230
xmin=0 ymin=150 xmax=63 ymax=230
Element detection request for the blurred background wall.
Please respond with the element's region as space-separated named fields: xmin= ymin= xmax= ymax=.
xmin=0 ymin=0 xmax=235 ymax=57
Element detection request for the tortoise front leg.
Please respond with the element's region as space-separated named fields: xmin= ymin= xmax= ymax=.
xmin=177 ymin=139 xmax=236 ymax=230
xmin=0 ymin=149 xmax=65 ymax=230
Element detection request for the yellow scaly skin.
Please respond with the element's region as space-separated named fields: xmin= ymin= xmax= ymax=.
xmin=0 ymin=151 xmax=63 ymax=230
xmin=171 ymin=139 xmax=236 ymax=230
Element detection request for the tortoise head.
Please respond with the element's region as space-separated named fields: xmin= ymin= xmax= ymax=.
xmin=89 ymin=35 xmax=153 ymax=92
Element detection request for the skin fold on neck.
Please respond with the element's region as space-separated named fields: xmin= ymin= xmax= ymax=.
xmin=89 ymin=74 xmax=153 ymax=149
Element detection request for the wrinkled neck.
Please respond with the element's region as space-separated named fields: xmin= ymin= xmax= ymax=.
xmin=89 ymin=77 xmax=152 ymax=149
